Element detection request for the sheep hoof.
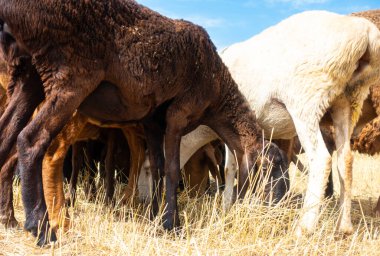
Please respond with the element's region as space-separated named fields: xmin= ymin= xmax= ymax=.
xmin=338 ymin=222 xmax=354 ymax=235
xmin=162 ymin=213 xmax=180 ymax=231
xmin=0 ymin=215 xmax=18 ymax=228
xmin=295 ymin=225 xmax=311 ymax=238
xmin=374 ymin=208 xmax=380 ymax=218
xmin=24 ymin=215 xmax=39 ymax=237
xmin=296 ymin=211 xmax=318 ymax=237
xmin=163 ymin=220 xmax=175 ymax=231
xmin=24 ymin=211 xmax=58 ymax=246
xmin=36 ymin=229 xmax=57 ymax=247
xmin=373 ymin=200 xmax=380 ymax=218
xmin=121 ymin=187 xmax=135 ymax=205
xmin=64 ymin=192 xmax=76 ymax=207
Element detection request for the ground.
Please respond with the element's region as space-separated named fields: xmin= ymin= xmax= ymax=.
xmin=0 ymin=151 xmax=379 ymax=255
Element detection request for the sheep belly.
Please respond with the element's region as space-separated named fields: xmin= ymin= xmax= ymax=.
xmin=257 ymin=99 xmax=297 ymax=139
xmin=78 ymin=81 xmax=153 ymax=125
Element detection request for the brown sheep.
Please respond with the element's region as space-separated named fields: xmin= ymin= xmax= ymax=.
xmin=0 ymin=32 xmax=145 ymax=234
xmin=0 ymin=49 xmax=145 ymax=232
xmin=0 ymin=0 xmax=287 ymax=245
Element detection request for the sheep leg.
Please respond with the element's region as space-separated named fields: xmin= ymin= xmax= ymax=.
xmin=223 ymin=147 xmax=238 ymax=211
xmin=83 ymin=140 xmax=101 ymax=201
xmin=162 ymin=130 xmax=181 ymax=230
xmin=65 ymin=141 xmax=87 ymax=206
xmin=374 ymin=196 xmax=380 ymax=217
xmin=42 ymin=113 xmax=88 ymax=231
xmin=183 ymin=151 xmax=209 ymax=197
xmin=291 ymin=116 xmax=332 ymax=236
xmin=0 ymin=150 xmax=18 ymax=228
xmin=291 ymin=149 xmax=334 ymax=198
xmin=331 ymin=98 xmax=354 ymax=234
xmin=291 ymin=154 xmax=306 ymax=172
xmin=104 ymin=130 xmax=116 ymax=205
xmin=65 ymin=123 xmax=103 ymax=204
xmin=121 ymin=126 xmax=145 ymax=204
xmin=137 ymin=152 xmax=153 ymax=202
xmin=204 ymin=143 xmax=223 ymax=188
xmin=0 ymin=79 xmax=44 ymax=168
xmin=18 ymin=76 xmax=99 ymax=246
xmin=142 ymin=123 xmax=164 ymax=219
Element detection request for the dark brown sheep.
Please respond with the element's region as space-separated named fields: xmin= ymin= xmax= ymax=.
xmin=0 ymin=0 xmax=286 ymax=245
xmin=0 ymin=31 xmax=146 ymax=240
xmin=0 ymin=32 xmax=144 ymax=238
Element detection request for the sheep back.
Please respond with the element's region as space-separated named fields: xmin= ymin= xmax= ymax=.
xmin=221 ymin=10 xmax=380 ymax=138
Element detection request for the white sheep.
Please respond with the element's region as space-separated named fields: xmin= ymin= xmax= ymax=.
xmin=220 ymin=10 xmax=380 ymax=235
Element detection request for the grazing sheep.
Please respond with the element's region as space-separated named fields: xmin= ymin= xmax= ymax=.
xmin=220 ymin=11 xmax=380 ymax=235
xmin=0 ymin=0 xmax=286 ymax=245
xmin=0 ymin=31 xmax=146 ymax=234
xmin=0 ymin=44 xmax=146 ymax=231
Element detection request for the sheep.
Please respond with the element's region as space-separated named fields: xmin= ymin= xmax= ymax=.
xmin=0 ymin=41 xmax=146 ymax=232
xmin=0 ymin=0 xmax=287 ymax=245
xmin=220 ymin=10 xmax=380 ymax=235
xmin=0 ymin=31 xmax=146 ymax=234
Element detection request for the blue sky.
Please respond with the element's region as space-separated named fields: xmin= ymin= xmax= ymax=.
xmin=138 ymin=0 xmax=380 ymax=50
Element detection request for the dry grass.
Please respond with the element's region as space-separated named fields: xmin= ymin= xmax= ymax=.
xmin=1 ymin=151 xmax=380 ymax=256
